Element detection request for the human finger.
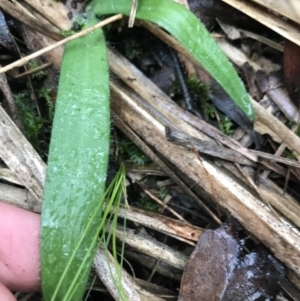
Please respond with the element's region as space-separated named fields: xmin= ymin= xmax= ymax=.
xmin=0 ymin=282 xmax=17 ymax=301
xmin=0 ymin=201 xmax=40 ymax=292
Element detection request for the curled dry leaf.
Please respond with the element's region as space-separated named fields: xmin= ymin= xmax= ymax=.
xmin=178 ymin=218 xmax=285 ymax=301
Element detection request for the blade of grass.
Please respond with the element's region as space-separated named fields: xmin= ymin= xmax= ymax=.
xmin=84 ymin=275 xmax=97 ymax=301
xmin=98 ymin=164 xmax=128 ymax=301
xmin=91 ymin=0 xmax=254 ymax=120
xmin=63 ymin=165 xmax=127 ymax=301
xmin=109 ymin=178 xmax=128 ymax=300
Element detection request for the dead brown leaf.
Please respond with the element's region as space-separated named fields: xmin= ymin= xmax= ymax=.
xmin=178 ymin=218 xmax=285 ymax=301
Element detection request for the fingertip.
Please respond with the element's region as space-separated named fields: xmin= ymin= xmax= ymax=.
xmin=0 ymin=201 xmax=41 ymax=291
xmin=0 ymin=283 xmax=17 ymax=301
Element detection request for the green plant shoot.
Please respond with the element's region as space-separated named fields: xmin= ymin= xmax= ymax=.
xmin=40 ymin=9 xmax=110 ymax=301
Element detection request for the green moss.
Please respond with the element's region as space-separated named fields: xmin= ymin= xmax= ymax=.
xmin=219 ymin=116 xmax=234 ymax=136
xmin=158 ymin=187 xmax=168 ymax=199
xmin=187 ymin=75 xmax=210 ymax=103
xmin=14 ymin=90 xmax=45 ymax=148
xmin=14 ymin=85 xmax=54 ymax=158
xmin=138 ymin=195 xmax=160 ymax=212
xmin=124 ymin=38 xmax=143 ymax=60
xmin=38 ymin=87 xmax=54 ymax=120
xmin=283 ymin=149 xmax=297 ymax=160
xmin=119 ymin=139 xmax=149 ymax=165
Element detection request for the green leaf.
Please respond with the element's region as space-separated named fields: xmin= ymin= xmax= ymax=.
xmin=91 ymin=0 xmax=254 ymax=120
xmin=40 ymin=11 xmax=110 ymax=301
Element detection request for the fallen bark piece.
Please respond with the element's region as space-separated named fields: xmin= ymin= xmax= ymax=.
xmin=284 ymin=40 xmax=300 ymax=108
xmin=178 ymin=218 xmax=285 ymax=301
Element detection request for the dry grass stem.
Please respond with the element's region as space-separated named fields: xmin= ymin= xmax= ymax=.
xmin=0 ymin=14 xmax=123 ymax=75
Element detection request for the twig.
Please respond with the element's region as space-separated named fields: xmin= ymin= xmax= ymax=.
xmin=128 ymin=0 xmax=138 ymax=27
xmin=14 ymin=62 xmax=52 ymax=79
xmin=137 ymin=181 xmax=188 ymax=222
xmin=0 ymin=14 xmax=123 ymax=74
